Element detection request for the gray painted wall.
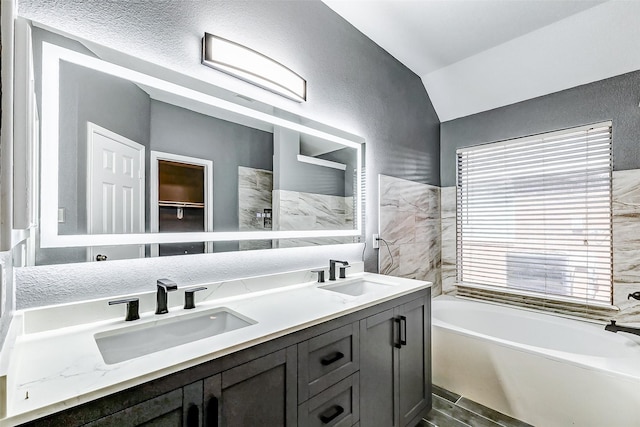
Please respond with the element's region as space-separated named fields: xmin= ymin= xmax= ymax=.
xmin=16 ymin=0 xmax=440 ymax=307
xmin=440 ymin=70 xmax=640 ymax=187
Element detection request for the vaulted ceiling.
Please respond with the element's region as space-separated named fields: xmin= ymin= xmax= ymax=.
xmin=323 ymin=0 xmax=640 ymax=122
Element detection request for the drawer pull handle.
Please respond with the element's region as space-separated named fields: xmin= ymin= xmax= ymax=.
xmin=395 ymin=317 xmax=402 ymax=348
xmin=320 ymin=351 xmax=345 ymax=366
xmin=399 ymin=315 xmax=407 ymax=346
xmin=206 ymin=397 xmax=218 ymax=427
xmin=186 ymin=403 xmax=199 ymax=427
xmin=319 ymin=404 xmax=344 ymax=424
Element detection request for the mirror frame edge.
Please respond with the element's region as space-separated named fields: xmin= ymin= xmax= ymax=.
xmin=39 ymin=42 xmax=365 ymax=249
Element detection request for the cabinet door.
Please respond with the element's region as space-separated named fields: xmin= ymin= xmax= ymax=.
xmin=205 ymin=347 xmax=297 ymax=426
xmin=359 ymin=295 xmax=432 ymax=427
xmin=398 ymin=296 xmax=431 ymax=427
xmin=359 ymin=308 xmax=398 ymax=427
xmin=84 ymin=381 xmax=203 ymax=427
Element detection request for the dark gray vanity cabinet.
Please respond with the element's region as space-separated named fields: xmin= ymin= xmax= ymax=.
xmin=204 ymin=347 xmax=297 ymax=426
xmin=297 ymin=322 xmax=360 ymax=426
xmin=359 ymin=294 xmax=431 ymax=427
xmin=81 ymin=381 xmax=204 ymax=427
xmin=18 ymin=287 xmax=430 ymax=427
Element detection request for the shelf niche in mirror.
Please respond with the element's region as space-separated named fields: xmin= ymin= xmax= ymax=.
xmin=34 ymin=32 xmax=364 ymax=265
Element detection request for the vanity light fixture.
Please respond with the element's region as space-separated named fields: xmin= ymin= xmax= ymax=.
xmin=201 ymin=32 xmax=306 ymax=102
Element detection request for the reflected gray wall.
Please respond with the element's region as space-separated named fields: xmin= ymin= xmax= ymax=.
xmin=273 ymin=127 xmax=347 ymax=197
xmin=17 ymin=0 xmax=440 ymax=306
xmin=319 ymin=148 xmax=357 ymax=197
xmin=150 ymin=100 xmax=273 ymax=253
xmin=38 ymin=52 xmax=152 ymax=265
xmin=440 ymin=70 xmax=640 ymax=187
xmin=59 ymin=61 xmax=152 ymax=235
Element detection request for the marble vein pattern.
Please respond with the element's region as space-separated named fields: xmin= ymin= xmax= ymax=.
xmin=238 ymin=167 xmax=273 ymax=250
xmin=440 ymin=187 xmax=457 ymax=295
xmin=612 ymin=169 xmax=640 ymax=322
xmin=272 ymin=189 xmax=354 ymax=249
xmin=379 ymin=174 xmax=441 ymax=295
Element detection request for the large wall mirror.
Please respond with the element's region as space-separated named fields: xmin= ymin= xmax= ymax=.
xmin=34 ymin=33 xmax=364 ymax=265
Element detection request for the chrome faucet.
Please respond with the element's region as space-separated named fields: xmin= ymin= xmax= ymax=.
xmin=156 ymin=278 xmax=178 ymax=314
xmin=604 ymin=320 xmax=640 ymax=337
xmin=329 ymin=259 xmax=349 ymax=281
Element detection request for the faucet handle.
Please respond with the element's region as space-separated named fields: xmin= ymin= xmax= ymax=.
xmin=628 ymin=292 xmax=640 ymax=300
xmin=184 ymin=287 xmax=208 ymax=309
xmin=339 ymin=265 xmax=351 ymax=279
xmin=311 ymin=270 xmax=325 ymax=283
xmin=109 ymin=298 xmax=140 ymax=321
xmin=157 ymin=278 xmax=178 ymax=291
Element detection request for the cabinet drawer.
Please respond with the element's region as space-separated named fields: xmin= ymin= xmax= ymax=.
xmin=298 ymin=373 xmax=359 ymax=427
xmin=298 ymin=323 xmax=359 ymax=401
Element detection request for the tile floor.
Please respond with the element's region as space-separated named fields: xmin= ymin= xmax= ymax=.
xmin=420 ymin=385 xmax=534 ymax=427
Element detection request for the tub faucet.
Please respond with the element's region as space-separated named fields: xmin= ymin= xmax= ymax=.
xmin=329 ymin=259 xmax=349 ymax=281
xmin=604 ymin=320 xmax=640 ymax=337
xmin=628 ymin=291 xmax=640 ymax=301
xmin=156 ymin=278 xmax=178 ymax=314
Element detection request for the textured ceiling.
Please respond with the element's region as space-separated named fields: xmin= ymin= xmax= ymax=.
xmin=324 ymin=0 xmax=640 ymax=121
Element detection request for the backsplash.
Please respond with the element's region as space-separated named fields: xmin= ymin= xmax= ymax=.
xmin=440 ymin=169 xmax=640 ymax=322
xmin=378 ymin=174 xmax=441 ymax=295
xmin=14 ymin=244 xmax=361 ymax=310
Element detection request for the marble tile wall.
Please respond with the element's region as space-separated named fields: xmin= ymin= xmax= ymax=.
xmin=378 ymin=174 xmax=441 ymax=295
xmin=439 ymin=169 xmax=640 ymax=322
xmin=238 ymin=166 xmax=273 ymax=251
xmin=272 ymin=189 xmax=355 ymax=249
xmin=611 ymin=169 xmax=640 ymax=322
xmin=273 ymin=190 xmax=353 ymax=231
xmin=440 ymin=187 xmax=457 ymax=296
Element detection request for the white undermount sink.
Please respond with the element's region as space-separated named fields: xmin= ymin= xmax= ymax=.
xmin=95 ymin=307 xmax=256 ymax=364
xmin=319 ymin=280 xmax=394 ymax=296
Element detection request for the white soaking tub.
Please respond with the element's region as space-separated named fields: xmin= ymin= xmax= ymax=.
xmin=432 ymin=296 xmax=640 ymax=427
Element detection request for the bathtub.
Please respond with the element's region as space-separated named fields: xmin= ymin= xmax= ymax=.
xmin=432 ymin=296 xmax=640 ymax=427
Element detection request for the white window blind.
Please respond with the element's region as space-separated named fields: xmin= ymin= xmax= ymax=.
xmin=456 ymin=123 xmax=613 ymax=305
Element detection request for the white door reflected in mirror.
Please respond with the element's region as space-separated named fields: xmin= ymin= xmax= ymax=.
xmin=87 ymin=123 xmax=145 ymax=261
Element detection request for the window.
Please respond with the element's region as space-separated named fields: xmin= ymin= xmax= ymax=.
xmin=456 ymin=122 xmax=613 ymax=306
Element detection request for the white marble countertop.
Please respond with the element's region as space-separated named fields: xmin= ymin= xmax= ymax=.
xmin=0 ymin=267 xmax=430 ymax=426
